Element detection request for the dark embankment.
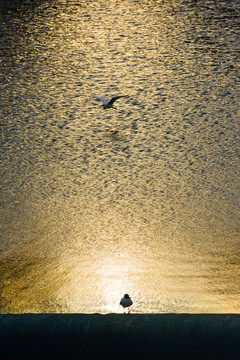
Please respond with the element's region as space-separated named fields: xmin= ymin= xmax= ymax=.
xmin=0 ymin=314 xmax=239 ymax=359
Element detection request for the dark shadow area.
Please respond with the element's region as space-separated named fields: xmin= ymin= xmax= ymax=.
xmin=0 ymin=314 xmax=239 ymax=359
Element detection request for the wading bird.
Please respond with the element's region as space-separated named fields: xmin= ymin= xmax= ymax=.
xmin=92 ymin=94 xmax=128 ymax=109
xmin=120 ymin=294 xmax=133 ymax=313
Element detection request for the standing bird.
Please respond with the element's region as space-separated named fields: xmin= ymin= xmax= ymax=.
xmin=92 ymin=94 xmax=128 ymax=109
xmin=120 ymin=294 xmax=133 ymax=313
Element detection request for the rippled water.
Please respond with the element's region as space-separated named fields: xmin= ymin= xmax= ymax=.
xmin=0 ymin=0 xmax=239 ymax=313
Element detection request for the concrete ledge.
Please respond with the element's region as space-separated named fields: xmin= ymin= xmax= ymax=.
xmin=0 ymin=314 xmax=239 ymax=359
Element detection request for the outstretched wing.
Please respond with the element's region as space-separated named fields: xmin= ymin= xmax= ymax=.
xmin=108 ymin=95 xmax=128 ymax=106
xmin=92 ymin=94 xmax=108 ymax=105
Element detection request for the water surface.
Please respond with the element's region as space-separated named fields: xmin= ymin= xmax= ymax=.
xmin=0 ymin=0 xmax=239 ymax=313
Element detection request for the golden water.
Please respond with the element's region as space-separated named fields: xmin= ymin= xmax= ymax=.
xmin=0 ymin=0 xmax=239 ymax=313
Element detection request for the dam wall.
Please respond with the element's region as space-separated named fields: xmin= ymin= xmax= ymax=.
xmin=0 ymin=314 xmax=239 ymax=359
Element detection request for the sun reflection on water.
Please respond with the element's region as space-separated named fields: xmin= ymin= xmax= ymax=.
xmin=99 ymin=275 xmax=128 ymax=313
xmin=0 ymin=0 xmax=239 ymax=313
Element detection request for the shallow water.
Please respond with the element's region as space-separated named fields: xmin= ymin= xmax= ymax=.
xmin=0 ymin=0 xmax=239 ymax=313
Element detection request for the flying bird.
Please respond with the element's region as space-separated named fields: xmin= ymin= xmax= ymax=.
xmin=92 ymin=94 xmax=128 ymax=109
xmin=120 ymin=294 xmax=133 ymax=313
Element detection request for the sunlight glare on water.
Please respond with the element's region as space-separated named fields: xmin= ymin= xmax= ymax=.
xmin=0 ymin=0 xmax=239 ymax=313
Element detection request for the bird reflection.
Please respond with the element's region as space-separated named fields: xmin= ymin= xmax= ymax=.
xmin=92 ymin=94 xmax=128 ymax=109
xmin=120 ymin=294 xmax=133 ymax=313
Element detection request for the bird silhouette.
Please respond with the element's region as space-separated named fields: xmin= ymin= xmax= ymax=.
xmin=120 ymin=294 xmax=133 ymax=313
xmin=92 ymin=94 xmax=128 ymax=109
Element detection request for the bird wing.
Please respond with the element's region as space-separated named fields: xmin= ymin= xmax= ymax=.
xmin=108 ymin=95 xmax=128 ymax=106
xmin=92 ymin=94 xmax=109 ymax=105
